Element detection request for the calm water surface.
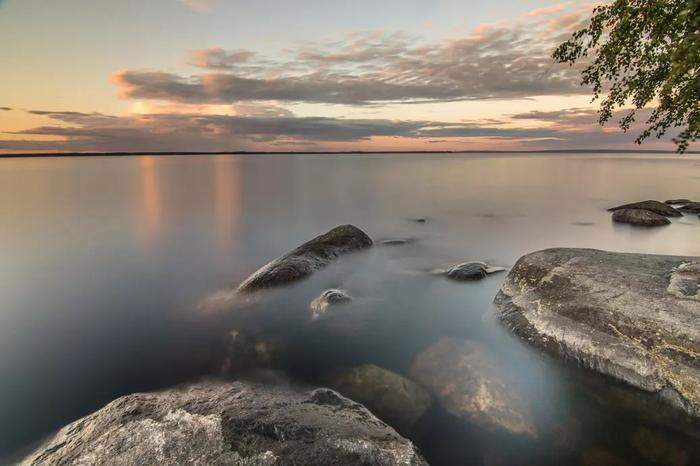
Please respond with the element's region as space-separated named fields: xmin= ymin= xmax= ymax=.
xmin=1 ymin=153 xmax=699 ymax=464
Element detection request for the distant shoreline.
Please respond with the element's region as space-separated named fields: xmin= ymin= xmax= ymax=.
xmin=0 ymin=149 xmax=697 ymax=158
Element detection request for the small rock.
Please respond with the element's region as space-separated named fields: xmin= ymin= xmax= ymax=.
xmin=380 ymin=238 xmax=414 ymax=246
xmin=608 ymin=200 xmax=682 ymax=217
xmin=23 ymin=380 xmax=428 ymax=465
xmin=665 ymin=199 xmax=692 ymax=205
xmin=445 ymin=261 xmax=507 ymax=281
xmin=410 ymin=218 xmax=427 ymax=223
xmin=325 ymin=364 xmax=432 ymax=432
xmin=237 ymin=224 xmax=372 ymax=293
xmin=409 ymin=337 xmax=537 ymax=438
xmin=612 ymin=208 xmax=671 ymax=226
xmin=310 ymin=288 xmax=352 ymax=320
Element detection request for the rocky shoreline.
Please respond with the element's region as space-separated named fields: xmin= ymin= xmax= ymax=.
xmin=22 ymin=221 xmax=700 ymax=465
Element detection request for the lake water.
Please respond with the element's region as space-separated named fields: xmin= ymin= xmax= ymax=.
xmin=1 ymin=153 xmax=699 ymax=465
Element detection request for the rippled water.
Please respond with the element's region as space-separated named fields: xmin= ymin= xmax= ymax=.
xmin=1 ymin=153 xmax=699 ymax=464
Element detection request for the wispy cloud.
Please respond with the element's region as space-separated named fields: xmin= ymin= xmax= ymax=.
xmin=0 ymin=107 xmax=11 ymax=111
xmin=114 ymin=4 xmax=594 ymax=106
xmin=1 ymin=106 xmax=680 ymax=153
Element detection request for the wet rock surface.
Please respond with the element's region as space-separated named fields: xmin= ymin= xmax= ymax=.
xmin=495 ymin=248 xmax=700 ymax=417
xmin=612 ymin=208 xmax=672 ymax=226
xmin=607 ymin=200 xmax=682 ymax=217
xmin=237 ymin=225 xmax=372 ymax=293
xmin=444 ymin=261 xmax=507 ymax=281
xmin=409 ymin=337 xmax=537 ymax=438
xmin=310 ymin=288 xmax=352 ymax=320
xmin=23 ymin=380 xmax=427 ymax=466
xmin=325 ymin=364 xmax=432 ymax=432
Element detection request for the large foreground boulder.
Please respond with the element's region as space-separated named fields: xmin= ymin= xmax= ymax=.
xmin=607 ymin=200 xmax=682 ymax=217
xmin=495 ymin=248 xmax=700 ymax=417
xmin=237 ymin=225 xmax=373 ymax=293
xmin=409 ymin=337 xmax=537 ymax=438
xmin=23 ymin=380 xmax=427 ymax=466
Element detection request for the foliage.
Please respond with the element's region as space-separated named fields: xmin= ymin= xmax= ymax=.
xmin=554 ymin=0 xmax=699 ymax=152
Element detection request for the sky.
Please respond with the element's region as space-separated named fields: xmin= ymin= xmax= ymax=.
xmin=0 ymin=0 xmax=684 ymax=153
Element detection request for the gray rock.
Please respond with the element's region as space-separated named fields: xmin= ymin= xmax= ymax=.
xmin=409 ymin=337 xmax=537 ymax=438
xmin=23 ymin=380 xmax=427 ymax=466
xmin=445 ymin=261 xmax=507 ymax=281
xmin=607 ymin=200 xmax=682 ymax=217
xmin=612 ymin=208 xmax=671 ymax=226
xmin=494 ymin=248 xmax=700 ymax=417
xmin=237 ymin=225 xmax=372 ymax=293
xmin=310 ymin=288 xmax=352 ymax=320
xmin=666 ymin=199 xmax=693 ymax=205
xmin=325 ymin=364 xmax=432 ymax=432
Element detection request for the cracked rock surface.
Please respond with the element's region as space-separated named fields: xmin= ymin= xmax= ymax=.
xmin=22 ymin=380 xmax=427 ymax=466
xmin=494 ymin=248 xmax=700 ymax=417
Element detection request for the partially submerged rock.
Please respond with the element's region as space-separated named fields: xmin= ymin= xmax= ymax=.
xmin=310 ymin=288 xmax=352 ymax=320
xmin=495 ymin=248 xmax=700 ymax=417
xmin=607 ymin=200 xmax=682 ymax=217
xmin=237 ymin=225 xmax=372 ymax=293
xmin=380 ymin=238 xmax=414 ymax=246
xmin=23 ymin=380 xmax=427 ymax=466
xmin=409 ymin=337 xmax=537 ymax=438
xmin=612 ymin=208 xmax=671 ymax=226
xmin=678 ymin=202 xmax=700 ymax=213
xmin=444 ymin=261 xmax=507 ymax=281
xmin=325 ymin=364 xmax=432 ymax=432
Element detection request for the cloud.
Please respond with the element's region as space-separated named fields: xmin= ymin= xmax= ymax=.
xmin=114 ymin=5 xmax=594 ymax=106
xmin=188 ymin=47 xmax=258 ymax=70
xmin=0 ymin=107 xmax=11 ymax=111
xmin=1 ymin=105 xmax=684 ymax=153
xmin=3 ymin=109 xmax=561 ymax=152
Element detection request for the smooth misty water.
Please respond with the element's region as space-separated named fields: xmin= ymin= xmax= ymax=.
xmin=1 ymin=153 xmax=699 ymax=465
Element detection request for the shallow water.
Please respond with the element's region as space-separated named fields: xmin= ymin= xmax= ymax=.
xmin=1 ymin=153 xmax=699 ymax=464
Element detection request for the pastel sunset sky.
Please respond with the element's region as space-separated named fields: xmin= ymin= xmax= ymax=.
xmin=0 ymin=0 xmax=682 ymax=153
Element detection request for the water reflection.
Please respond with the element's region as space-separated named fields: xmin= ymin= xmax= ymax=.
xmin=138 ymin=156 xmax=161 ymax=246
xmin=0 ymin=153 xmax=699 ymax=464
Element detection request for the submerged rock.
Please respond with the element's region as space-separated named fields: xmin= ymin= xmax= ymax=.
xmin=23 ymin=380 xmax=427 ymax=466
xmin=444 ymin=261 xmax=507 ymax=281
xmin=409 ymin=337 xmax=537 ymax=438
xmin=325 ymin=364 xmax=432 ymax=432
xmin=631 ymin=427 xmax=690 ymax=466
xmin=310 ymin=288 xmax=352 ymax=320
xmin=607 ymin=200 xmax=682 ymax=217
xmin=221 ymin=329 xmax=286 ymax=374
xmin=410 ymin=218 xmax=427 ymax=223
xmin=612 ymin=208 xmax=672 ymax=226
xmin=495 ymin=248 xmax=700 ymax=417
xmin=237 ymin=225 xmax=372 ymax=293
